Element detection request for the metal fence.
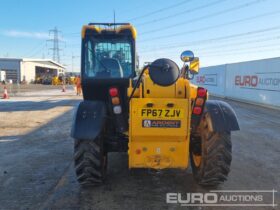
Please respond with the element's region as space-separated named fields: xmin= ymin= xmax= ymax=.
xmin=0 ymin=84 xmax=67 ymax=96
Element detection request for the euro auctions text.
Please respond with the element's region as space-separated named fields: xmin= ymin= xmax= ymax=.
xmin=166 ymin=190 xmax=278 ymax=207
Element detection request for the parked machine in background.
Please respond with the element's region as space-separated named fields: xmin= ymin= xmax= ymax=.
xmin=52 ymin=74 xmax=75 ymax=85
xmin=71 ymin=23 xmax=239 ymax=187
xmin=52 ymin=75 xmax=64 ymax=85
xmin=66 ymin=76 xmax=75 ymax=85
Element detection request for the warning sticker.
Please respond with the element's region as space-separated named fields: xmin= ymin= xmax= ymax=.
xmin=142 ymin=120 xmax=181 ymax=128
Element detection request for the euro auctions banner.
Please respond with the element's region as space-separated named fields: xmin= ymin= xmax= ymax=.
xmin=193 ymin=57 xmax=280 ymax=108
xmin=234 ymin=73 xmax=280 ymax=92
xmin=193 ymin=65 xmax=226 ymax=97
xmin=226 ymin=58 xmax=280 ymax=107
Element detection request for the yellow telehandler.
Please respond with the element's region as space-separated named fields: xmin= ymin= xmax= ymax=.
xmin=71 ymin=23 xmax=239 ymax=186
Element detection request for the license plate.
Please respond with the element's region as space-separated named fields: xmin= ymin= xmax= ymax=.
xmin=140 ymin=108 xmax=183 ymax=119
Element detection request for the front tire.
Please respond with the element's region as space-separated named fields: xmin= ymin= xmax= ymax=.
xmin=190 ymin=112 xmax=232 ymax=186
xmin=74 ymin=136 xmax=107 ymax=186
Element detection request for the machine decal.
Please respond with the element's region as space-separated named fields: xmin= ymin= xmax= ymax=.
xmin=142 ymin=120 xmax=181 ymax=128
xmin=140 ymin=109 xmax=183 ymax=119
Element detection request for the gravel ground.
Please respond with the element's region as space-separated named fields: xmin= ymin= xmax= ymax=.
xmin=0 ymin=90 xmax=279 ymax=210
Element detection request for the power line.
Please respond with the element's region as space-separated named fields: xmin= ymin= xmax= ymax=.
xmin=63 ymin=0 xmax=268 ymax=40
xmin=193 ymin=35 xmax=280 ymax=52
xmin=158 ymin=46 xmax=280 ymax=66
xmin=138 ymin=10 xmax=280 ymax=42
xmin=64 ymin=32 xmax=79 ymax=36
xmin=140 ymin=0 xmax=267 ymax=35
xmin=196 ymin=36 xmax=280 ymax=53
xmin=67 ymin=9 xmax=280 ymax=48
xmin=23 ymin=41 xmax=46 ymax=58
xmin=199 ymin=42 xmax=280 ymax=55
xmin=199 ymin=46 xmax=280 ymax=57
xmin=136 ymin=0 xmax=227 ymax=27
xmin=28 ymin=44 xmax=46 ymax=58
xmin=118 ymin=1 xmax=160 ymax=16
xmin=69 ymin=24 xmax=280 ymax=52
xmin=141 ymin=35 xmax=280 ymax=55
xmin=128 ymin=0 xmax=192 ymax=22
xmin=71 ymin=53 xmax=80 ymax=72
xmin=168 ymin=40 xmax=280 ymax=57
xmin=139 ymin=25 xmax=280 ymax=53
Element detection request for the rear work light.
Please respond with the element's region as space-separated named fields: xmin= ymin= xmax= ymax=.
xmin=109 ymin=87 xmax=118 ymax=97
xmin=113 ymin=105 xmax=122 ymax=114
xmin=197 ymin=88 xmax=207 ymax=97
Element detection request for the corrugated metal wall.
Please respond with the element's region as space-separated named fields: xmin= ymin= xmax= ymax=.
xmin=193 ymin=57 xmax=280 ymax=108
xmin=0 ymin=59 xmax=20 ymax=83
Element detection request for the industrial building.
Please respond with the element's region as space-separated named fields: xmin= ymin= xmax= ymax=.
xmin=0 ymin=58 xmax=65 ymax=84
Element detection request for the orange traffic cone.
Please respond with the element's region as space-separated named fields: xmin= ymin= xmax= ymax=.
xmin=2 ymin=86 xmax=9 ymax=99
xmin=62 ymin=85 xmax=66 ymax=92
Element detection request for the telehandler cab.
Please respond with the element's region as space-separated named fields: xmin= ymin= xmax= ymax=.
xmin=71 ymin=23 xmax=239 ymax=186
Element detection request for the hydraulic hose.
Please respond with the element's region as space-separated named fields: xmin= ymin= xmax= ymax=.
xmin=128 ymin=65 xmax=150 ymax=102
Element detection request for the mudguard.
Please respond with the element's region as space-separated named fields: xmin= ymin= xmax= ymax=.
xmin=71 ymin=100 xmax=106 ymax=140
xmin=205 ymin=100 xmax=240 ymax=132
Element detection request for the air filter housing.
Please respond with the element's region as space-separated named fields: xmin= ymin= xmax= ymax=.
xmin=149 ymin=58 xmax=180 ymax=86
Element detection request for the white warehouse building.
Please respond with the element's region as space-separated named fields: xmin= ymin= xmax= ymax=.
xmin=0 ymin=58 xmax=66 ymax=84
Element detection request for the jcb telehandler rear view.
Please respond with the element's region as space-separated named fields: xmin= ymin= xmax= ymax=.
xmin=71 ymin=23 xmax=239 ymax=186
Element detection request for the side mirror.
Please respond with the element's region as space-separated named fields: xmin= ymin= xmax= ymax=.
xmin=180 ymin=50 xmax=194 ymax=62
xmin=189 ymin=57 xmax=199 ymax=74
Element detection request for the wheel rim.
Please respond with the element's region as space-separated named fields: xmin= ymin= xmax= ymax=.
xmin=200 ymin=113 xmax=212 ymax=140
xmin=192 ymin=153 xmax=202 ymax=167
xmin=192 ymin=113 xmax=211 ymax=168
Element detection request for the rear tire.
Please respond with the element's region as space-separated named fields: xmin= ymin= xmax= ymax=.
xmin=74 ymin=135 xmax=107 ymax=186
xmin=190 ymin=112 xmax=232 ymax=186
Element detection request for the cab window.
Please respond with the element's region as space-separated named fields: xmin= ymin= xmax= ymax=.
xmin=84 ymin=39 xmax=133 ymax=78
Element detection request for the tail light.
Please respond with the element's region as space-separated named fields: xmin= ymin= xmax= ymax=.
xmin=195 ymin=98 xmax=204 ymax=106
xmin=192 ymin=87 xmax=207 ymax=115
xmin=197 ymin=88 xmax=207 ymax=97
xmin=109 ymin=87 xmax=122 ymax=114
xmin=112 ymin=97 xmax=120 ymax=105
xmin=193 ymin=107 xmax=202 ymax=115
xmin=109 ymin=87 xmax=127 ymax=132
xmin=192 ymin=87 xmax=207 ymax=129
xmin=109 ymin=87 xmax=118 ymax=97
